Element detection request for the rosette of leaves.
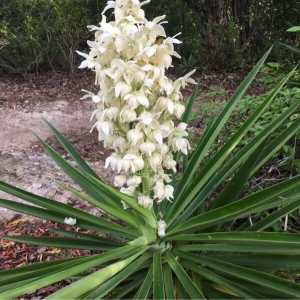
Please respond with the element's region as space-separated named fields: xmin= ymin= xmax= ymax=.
xmin=1 ymin=50 xmax=300 ymax=299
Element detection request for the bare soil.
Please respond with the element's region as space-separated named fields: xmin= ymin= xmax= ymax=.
xmin=0 ymin=70 xmax=116 ymax=223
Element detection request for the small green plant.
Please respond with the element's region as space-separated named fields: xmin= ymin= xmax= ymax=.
xmin=178 ymin=54 xmax=199 ymax=75
xmin=194 ymin=86 xmax=300 ymax=175
xmin=1 ymin=1 xmax=300 ymax=299
xmin=188 ymin=86 xmax=226 ymax=122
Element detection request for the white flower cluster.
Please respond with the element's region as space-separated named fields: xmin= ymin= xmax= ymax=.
xmin=77 ymin=0 xmax=196 ymax=210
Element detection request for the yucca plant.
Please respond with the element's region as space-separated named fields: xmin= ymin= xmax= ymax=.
xmin=1 ymin=1 xmax=300 ymax=299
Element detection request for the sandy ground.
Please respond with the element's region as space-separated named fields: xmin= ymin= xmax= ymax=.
xmin=0 ymin=72 xmax=115 ymax=222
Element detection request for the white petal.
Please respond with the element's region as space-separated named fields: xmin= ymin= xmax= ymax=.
xmin=153 ymin=130 xmax=163 ymax=144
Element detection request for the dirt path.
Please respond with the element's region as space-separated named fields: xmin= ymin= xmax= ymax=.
xmin=0 ymin=71 xmax=115 ymax=222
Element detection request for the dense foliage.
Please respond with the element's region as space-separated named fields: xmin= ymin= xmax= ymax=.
xmin=0 ymin=0 xmax=102 ymax=74
xmin=0 ymin=0 xmax=300 ymax=74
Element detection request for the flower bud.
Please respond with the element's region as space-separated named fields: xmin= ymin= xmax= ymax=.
xmin=157 ymin=220 xmax=167 ymax=237
xmin=132 ymin=156 xmax=145 ymax=172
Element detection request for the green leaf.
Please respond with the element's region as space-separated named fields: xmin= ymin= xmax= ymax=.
xmin=173 ymin=277 xmax=189 ymax=299
xmin=89 ymin=175 xmax=157 ymax=229
xmin=174 ymin=249 xmax=300 ymax=299
xmin=213 ymin=254 xmax=300 ymax=269
xmin=43 ymin=118 xmax=102 ymax=181
xmin=165 ymin=175 xmax=300 ymax=236
xmin=51 ymin=177 xmax=146 ymax=232
xmin=133 ymin=264 xmax=153 ymax=300
xmin=45 ymin=247 xmax=148 ymax=299
xmin=163 ymin=263 xmax=175 ymax=300
xmin=244 ymin=200 xmax=300 ymax=231
xmin=0 ymin=245 xmax=142 ymax=299
xmin=202 ymin=282 xmax=240 ymax=299
xmin=165 ymin=250 xmax=205 ymax=299
xmin=166 ymin=68 xmax=297 ymax=226
xmin=106 ymin=272 xmax=148 ymax=299
xmin=0 ymin=257 xmax=88 ymax=292
xmin=209 ymin=140 xmax=267 ymax=212
xmin=49 ymin=228 xmax=121 ymax=242
xmin=33 ymin=133 xmax=121 ymax=209
xmin=0 ymin=256 xmax=84 ymax=280
xmin=181 ymin=259 xmax=266 ymax=299
xmin=153 ymin=250 xmax=165 ymax=299
xmin=82 ymin=253 xmax=151 ymax=299
xmin=0 ymin=196 xmax=138 ymax=239
xmin=278 ymin=42 xmax=300 ymax=54
xmin=169 ymin=231 xmax=300 ymax=246
xmin=175 ymin=243 xmax=300 ymax=254
xmin=169 ymin=47 xmax=272 ymax=210
xmin=0 ymin=235 xmax=122 ymax=250
xmin=182 ymin=85 xmax=199 ymax=125
xmin=287 ymin=26 xmax=300 ymax=32
xmin=250 ymin=117 xmax=300 ymax=175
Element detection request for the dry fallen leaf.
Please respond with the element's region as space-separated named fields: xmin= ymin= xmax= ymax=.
xmin=7 ymin=219 xmax=27 ymax=227
xmin=44 ymin=248 xmax=61 ymax=255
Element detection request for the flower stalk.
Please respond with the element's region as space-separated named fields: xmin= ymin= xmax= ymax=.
xmin=77 ymin=0 xmax=196 ymax=236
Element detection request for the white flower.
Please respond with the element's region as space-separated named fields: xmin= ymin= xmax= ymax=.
xmin=153 ymin=179 xmax=174 ymax=202
xmin=155 ymin=96 xmax=174 ymax=114
xmin=163 ymin=153 xmax=177 ymax=172
xmin=127 ymin=129 xmax=144 ymax=146
xmin=156 ymin=143 xmax=169 ymax=156
xmin=168 ymin=123 xmax=190 ymax=154
xmin=64 ymin=217 xmax=77 ymax=225
xmin=105 ymin=152 xmax=121 ymax=170
xmin=140 ymin=141 xmax=156 ymax=156
xmin=105 ymin=106 xmax=119 ymax=121
xmin=120 ymin=105 xmax=137 ymax=123
xmin=174 ymin=102 xmax=185 ymax=119
xmin=149 ymin=152 xmax=162 ymax=172
xmin=138 ymin=195 xmax=153 ymax=209
xmin=112 ymin=136 xmax=129 ymax=152
xmin=114 ymin=175 xmax=127 ymax=187
xmin=117 ymin=156 xmax=132 ymax=173
xmin=80 ymin=89 xmax=102 ymax=103
xmin=76 ymin=50 xmax=98 ymax=69
xmin=120 ymin=154 xmax=145 ymax=172
xmin=127 ymin=175 xmax=142 ymax=187
xmin=78 ymin=0 xmax=196 ymax=208
xmin=157 ymin=220 xmax=167 ymax=237
xmin=124 ymin=89 xmax=149 ymax=109
xmin=120 ymin=185 xmax=136 ymax=196
xmin=172 ymin=138 xmax=190 ymax=155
